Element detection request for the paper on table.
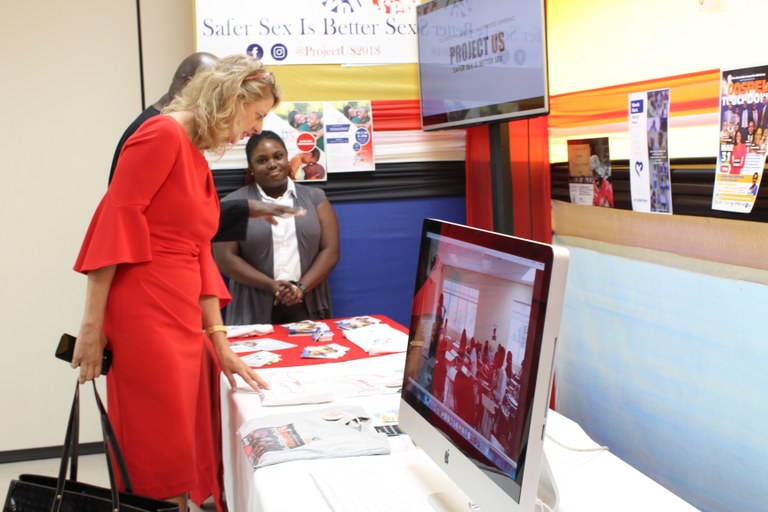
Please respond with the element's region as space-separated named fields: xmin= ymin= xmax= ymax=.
xmin=343 ymin=323 xmax=408 ymax=354
xmin=229 ymin=338 xmax=297 ymax=353
xmin=240 ymin=351 xmax=282 ymax=368
xmin=259 ymin=379 xmax=334 ymax=406
xmin=227 ymin=324 xmax=274 ymax=338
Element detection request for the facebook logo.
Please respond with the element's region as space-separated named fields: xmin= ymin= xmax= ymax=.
xmin=246 ymin=44 xmax=264 ymax=60
xmin=630 ymin=100 xmax=644 ymax=114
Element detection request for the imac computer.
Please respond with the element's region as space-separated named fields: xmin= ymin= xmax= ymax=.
xmin=399 ymin=219 xmax=569 ymax=512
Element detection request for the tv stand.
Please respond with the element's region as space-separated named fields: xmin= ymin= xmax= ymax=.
xmin=426 ymin=454 xmax=560 ymax=512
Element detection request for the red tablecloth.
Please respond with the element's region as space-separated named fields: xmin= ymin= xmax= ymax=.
xmin=228 ymin=314 xmax=408 ymax=369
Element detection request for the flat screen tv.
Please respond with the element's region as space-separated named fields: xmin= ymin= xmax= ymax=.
xmin=399 ymin=219 xmax=567 ymax=511
xmin=416 ymin=0 xmax=549 ymax=131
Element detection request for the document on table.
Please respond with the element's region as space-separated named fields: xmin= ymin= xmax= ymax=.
xmin=342 ymin=323 xmax=408 ymax=354
xmin=227 ymin=323 xmax=275 ymax=338
xmin=229 ymin=338 xmax=297 ymax=353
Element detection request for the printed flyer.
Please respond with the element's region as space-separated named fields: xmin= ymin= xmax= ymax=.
xmin=712 ymin=64 xmax=767 ymax=213
xmin=628 ymin=89 xmax=673 ymax=214
xmin=566 ymin=137 xmax=613 ymax=207
xmin=323 ymin=101 xmax=376 ymax=172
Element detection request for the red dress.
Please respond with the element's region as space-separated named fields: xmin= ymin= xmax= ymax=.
xmin=74 ymin=116 xmax=230 ymax=507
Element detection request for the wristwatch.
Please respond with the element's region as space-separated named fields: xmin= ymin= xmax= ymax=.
xmin=289 ymin=280 xmax=306 ymax=294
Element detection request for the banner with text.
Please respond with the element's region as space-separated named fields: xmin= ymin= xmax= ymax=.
xmin=712 ymin=64 xmax=767 ymax=213
xmin=195 ymin=0 xmax=419 ymax=65
xmin=628 ymin=89 xmax=673 ymax=214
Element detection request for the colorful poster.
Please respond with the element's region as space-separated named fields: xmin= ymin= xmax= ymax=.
xmin=194 ymin=0 xmax=419 ymax=65
xmin=566 ymin=137 xmax=613 ymax=207
xmin=264 ymin=102 xmax=328 ymax=182
xmin=712 ymin=65 xmax=767 ymax=213
xmin=628 ymin=89 xmax=672 ymax=214
xmin=323 ymin=101 xmax=375 ymax=172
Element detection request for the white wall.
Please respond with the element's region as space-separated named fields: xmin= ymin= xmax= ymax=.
xmin=0 ymin=0 xmax=193 ymax=452
xmin=547 ymin=0 xmax=768 ymax=161
xmin=547 ymin=0 xmax=768 ymax=96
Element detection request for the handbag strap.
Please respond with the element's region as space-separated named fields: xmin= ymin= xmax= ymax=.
xmin=91 ymin=380 xmax=133 ymax=492
xmin=68 ymin=381 xmax=79 ymax=481
xmin=52 ymin=380 xmax=134 ymax=512
xmin=55 ymin=381 xmax=79 ymax=490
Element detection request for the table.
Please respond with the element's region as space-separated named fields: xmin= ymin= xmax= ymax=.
xmin=220 ymin=316 xmax=699 ymax=512
xmin=542 ymin=413 xmax=699 ymax=511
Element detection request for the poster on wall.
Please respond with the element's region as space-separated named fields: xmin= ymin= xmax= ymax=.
xmin=566 ymin=137 xmax=613 ymax=207
xmin=264 ymin=102 xmax=328 ymax=182
xmin=323 ymin=101 xmax=375 ymax=172
xmin=194 ymin=0 xmax=419 ymax=65
xmin=628 ymin=89 xmax=672 ymax=214
xmin=712 ymin=64 xmax=768 ymax=213
xmin=261 ymin=100 xmax=376 ymax=178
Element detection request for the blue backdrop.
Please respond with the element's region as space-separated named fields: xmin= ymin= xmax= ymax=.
xmin=327 ymin=196 xmax=466 ymax=327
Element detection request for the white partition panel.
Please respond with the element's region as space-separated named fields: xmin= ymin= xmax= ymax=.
xmin=553 ymin=237 xmax=768 ymax=512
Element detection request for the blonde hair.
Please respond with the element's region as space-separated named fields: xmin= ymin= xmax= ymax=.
xmin=164 ymin=54 xmax=280 ymax=152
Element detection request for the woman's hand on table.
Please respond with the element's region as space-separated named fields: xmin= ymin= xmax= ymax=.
xmin=213 ymin=334 xmax=270 ymax=392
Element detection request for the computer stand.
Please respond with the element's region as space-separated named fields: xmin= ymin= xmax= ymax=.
xmin=537 ymin=453 xmax=560 ymax=512
xmin=425 ymin=453 xmax=559 ymax=512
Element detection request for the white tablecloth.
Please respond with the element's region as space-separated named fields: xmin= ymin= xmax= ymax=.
xmin=221 ymin=354 xmax=699 ymax=512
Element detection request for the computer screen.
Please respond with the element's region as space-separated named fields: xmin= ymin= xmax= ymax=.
xmin=399 ymin=219 xmax=568 ymax=512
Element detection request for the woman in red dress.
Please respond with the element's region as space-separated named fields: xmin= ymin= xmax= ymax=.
xmin=730 ymin=129 xmax=747 ymax=174
xmin=71 ymin=54 xmax=279 ymax=510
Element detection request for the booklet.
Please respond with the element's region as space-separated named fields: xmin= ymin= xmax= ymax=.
xmin=241 ymin=423 xmax=306 ymax=468
xmin=334 ymin=315 xmax=381 ymax=331
xmin=311 ymin=325 xmax=334 ymax=342
xmin=301 ymin=343 xmax=349 ymax=359
xmin=282 ymin=320 xmax=331 ymax=336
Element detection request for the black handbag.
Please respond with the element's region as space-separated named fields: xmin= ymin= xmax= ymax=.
xmin=3 ymin=380 xmax=179 ymax=512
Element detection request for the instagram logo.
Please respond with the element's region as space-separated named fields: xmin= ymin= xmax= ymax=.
xmin=271 ymin=44 xmax=288 ymax=61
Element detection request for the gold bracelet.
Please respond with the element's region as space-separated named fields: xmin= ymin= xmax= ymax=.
xmin=206 ymin=324 xmax=228 ymax=335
